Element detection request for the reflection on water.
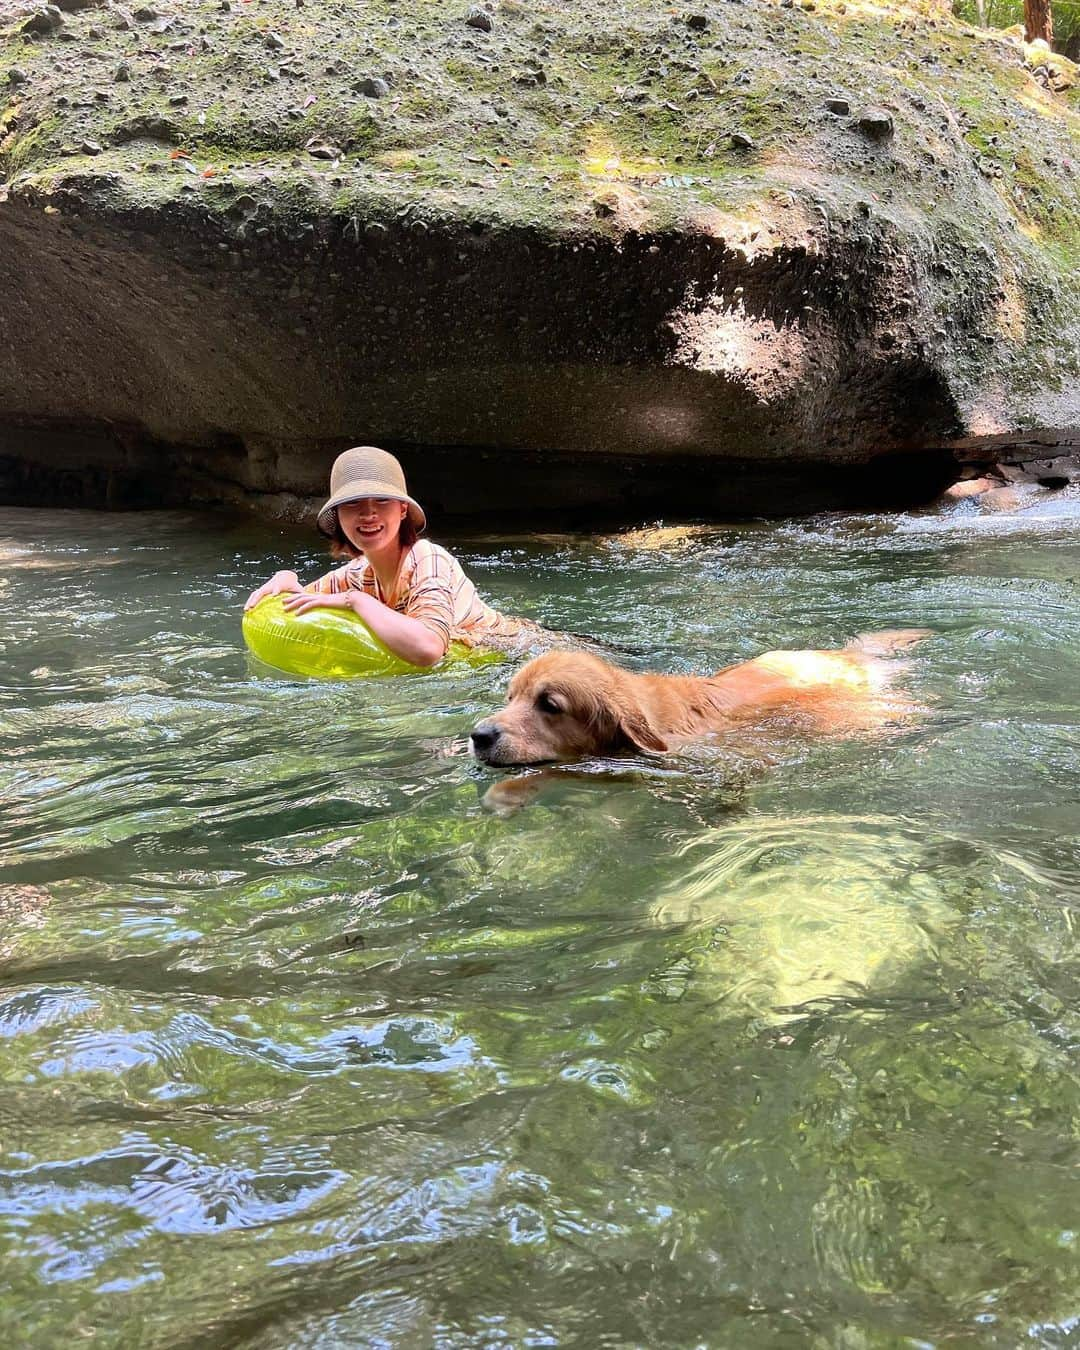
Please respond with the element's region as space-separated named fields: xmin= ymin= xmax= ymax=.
xmin=1 ymin=499 xmax=1079 ymax=1347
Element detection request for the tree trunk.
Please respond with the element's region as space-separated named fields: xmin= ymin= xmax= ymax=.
xmin=1024 ymin=0 xmax=1053 ymax=45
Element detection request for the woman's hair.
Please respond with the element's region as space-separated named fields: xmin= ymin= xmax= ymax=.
xmin=328 ymin=509 xmax=418 ymax=560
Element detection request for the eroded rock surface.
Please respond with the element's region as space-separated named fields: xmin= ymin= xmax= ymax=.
xmin=0 ymin=0 xmax=1077 ymax=517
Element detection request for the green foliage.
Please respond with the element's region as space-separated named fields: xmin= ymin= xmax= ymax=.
xmin=952 ymin=0 xmax=1080 ymax=47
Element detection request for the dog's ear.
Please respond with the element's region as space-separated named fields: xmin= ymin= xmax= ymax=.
xmin=614 ymin=694 xmax=669 ymax=755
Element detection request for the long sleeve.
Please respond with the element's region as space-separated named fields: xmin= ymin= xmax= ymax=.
xmin=401 ymin=548 xmax=455 ymax=656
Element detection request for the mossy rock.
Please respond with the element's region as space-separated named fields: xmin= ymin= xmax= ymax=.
xmin=0 ymin=0 xmax=1077 ymax=514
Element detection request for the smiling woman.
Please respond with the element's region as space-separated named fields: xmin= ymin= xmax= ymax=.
xmin=244 ymin=446 xmax=543 ymax=666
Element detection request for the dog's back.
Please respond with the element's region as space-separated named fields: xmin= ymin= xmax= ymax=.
xmin=472 ymin=631 xmax=930 ymax=765
xmin=721 ymin=629 xmax=931 ymax=732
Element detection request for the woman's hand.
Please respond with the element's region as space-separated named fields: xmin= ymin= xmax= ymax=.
xmin=244 ymin=570 xmax=303 ymax=611
xmin=281 ymin=590 xmax=359 ymax=617
xmin=281 ymin=589 xmax=446 ymax=667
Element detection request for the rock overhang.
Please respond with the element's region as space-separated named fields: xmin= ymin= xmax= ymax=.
xmin=0 ymin=0 xmax=1076 ymax=516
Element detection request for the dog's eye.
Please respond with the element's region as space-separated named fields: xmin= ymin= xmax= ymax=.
xmin=537 ymin=692 xmax=563 ymax=715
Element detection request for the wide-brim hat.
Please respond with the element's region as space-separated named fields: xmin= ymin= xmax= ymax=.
xmin=316 ymin=445 xmax=426 ymax=538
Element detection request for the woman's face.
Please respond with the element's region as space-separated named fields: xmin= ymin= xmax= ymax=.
xmin=337 ymin=498 xmax=408 ymax=554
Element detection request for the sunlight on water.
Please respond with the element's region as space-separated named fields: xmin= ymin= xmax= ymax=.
xmin=0 ymin=498 xmax=1079 ymax=1347
xmin=650 ymin=815 xmax=959 ymax=1018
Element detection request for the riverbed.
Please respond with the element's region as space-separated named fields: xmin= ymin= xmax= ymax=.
xmin=2 ymin=497 xmax=1079 ymax=1346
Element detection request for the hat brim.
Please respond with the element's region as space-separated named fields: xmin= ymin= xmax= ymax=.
xmin=316 ymin=480 xmax=427 ymax=538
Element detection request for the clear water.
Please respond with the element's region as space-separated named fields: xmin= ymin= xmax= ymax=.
xmin=1 ymin=498 xmax=1079 ymax=1348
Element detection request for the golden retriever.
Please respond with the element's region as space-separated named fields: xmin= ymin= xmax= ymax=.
xmin=470 ymin=630 xmax=929 ymax=767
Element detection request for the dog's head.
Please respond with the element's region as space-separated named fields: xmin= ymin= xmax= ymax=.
xmin=470 ymin=651 xmax=669 ymax=766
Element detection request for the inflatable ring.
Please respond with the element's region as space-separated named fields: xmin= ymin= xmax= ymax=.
xmin=242 ymin=594 xmax=505 ymax=679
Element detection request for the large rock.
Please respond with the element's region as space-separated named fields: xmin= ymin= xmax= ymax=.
xmin=0 ymin=0 xmax=1076 ymax=517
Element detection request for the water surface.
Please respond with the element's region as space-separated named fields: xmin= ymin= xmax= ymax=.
xmin=1 ymin=498 xmax=1079 ymax=1347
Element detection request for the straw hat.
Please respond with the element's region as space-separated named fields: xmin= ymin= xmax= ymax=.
xmin=316 ymin=446 xmax=426 ymax=538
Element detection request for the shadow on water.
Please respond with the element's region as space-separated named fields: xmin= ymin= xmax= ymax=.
xmin=0 ymin=498 xmax=1079 ymax=1346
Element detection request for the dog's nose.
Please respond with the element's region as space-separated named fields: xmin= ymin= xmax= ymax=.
xmin=470 ymin=720 xmax=501 ymax=754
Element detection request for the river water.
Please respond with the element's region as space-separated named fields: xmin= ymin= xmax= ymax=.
xmin=1 ymin=498 xmax=1079 ymax=1347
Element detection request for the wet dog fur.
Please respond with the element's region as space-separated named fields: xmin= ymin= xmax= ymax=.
xmin=470 ymin=630 xmax=929 ymax=768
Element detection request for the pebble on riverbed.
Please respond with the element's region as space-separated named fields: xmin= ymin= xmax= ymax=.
xmin=0 ymin=884 xmax=52 ymax=921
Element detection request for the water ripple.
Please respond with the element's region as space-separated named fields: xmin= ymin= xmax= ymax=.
xmin=1 ymin=504 xmax=1079 ymax=1347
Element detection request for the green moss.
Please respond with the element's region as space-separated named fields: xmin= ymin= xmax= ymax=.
xmin=0 ymin=0 xmax=1075 ymax=284
xmin=0 ymin=113 xmax=59 ymax=179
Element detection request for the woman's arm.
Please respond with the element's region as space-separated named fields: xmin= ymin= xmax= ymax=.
xmin=282 ymin=589 xmax=448 ymax=667
xmin=245 ymin=561 xmax=359 ymax=611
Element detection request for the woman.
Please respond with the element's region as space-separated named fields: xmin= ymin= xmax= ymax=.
xmin=244 ymin=446 xmax=539 ymax=667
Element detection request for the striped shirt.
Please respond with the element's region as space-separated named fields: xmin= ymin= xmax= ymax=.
xmin=306 ymin=540 xmax=536 ymax=655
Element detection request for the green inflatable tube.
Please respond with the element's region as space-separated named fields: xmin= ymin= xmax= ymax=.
xmin=242 ymin=594 xmax=504 ymax=679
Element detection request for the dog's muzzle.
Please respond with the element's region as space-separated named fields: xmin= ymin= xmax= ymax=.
xmin=470 ymin=719 xmax=502 ymax=762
